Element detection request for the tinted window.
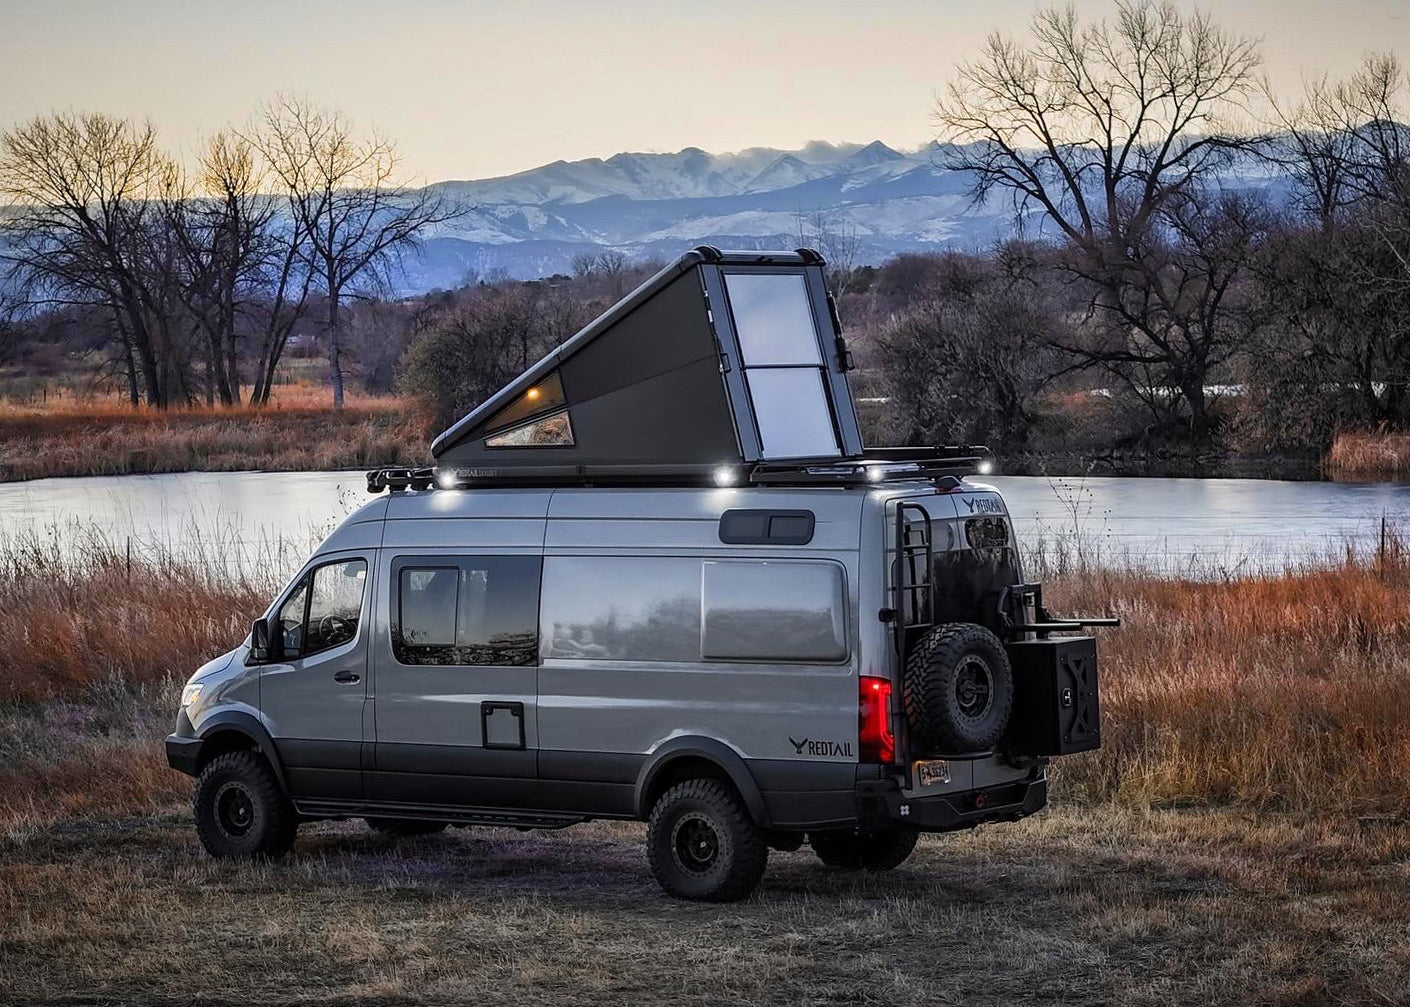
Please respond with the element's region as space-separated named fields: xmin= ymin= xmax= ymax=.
xmin=702 ymin=560 xmax=847 ymax=662
xmin=541 ymin=557 xmax=702 ymax=662
xmin=482 ymin=371 xmax=566 ymax=433
xmin=393 ymin=556 xmax=540 ymax=666
xmin=485 ymin=410 xmax=574 ymax=448
xmin=400 ymin=567 xmax=458 ymax=645
xmin=304 ymin=560 xmax=367 ymax=654
xmin=724 ymin=273 xmax=822 ymax=366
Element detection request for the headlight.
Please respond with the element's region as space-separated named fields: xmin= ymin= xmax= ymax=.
xmin=181 ymin=683 xmax=204 ymax=707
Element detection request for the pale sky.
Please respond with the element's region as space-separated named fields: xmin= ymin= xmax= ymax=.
xmin=2 ymin=0 xmax=1408 ymax=182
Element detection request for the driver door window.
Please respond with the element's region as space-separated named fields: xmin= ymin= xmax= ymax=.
xmin=277 ymin=580 xmax=308 ymax=656
xmin=279 ymin=559 xmax=368 ymax=658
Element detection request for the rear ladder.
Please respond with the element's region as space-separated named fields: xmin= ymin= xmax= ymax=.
xmin=893 ymin=501 xmax=935 ymax=657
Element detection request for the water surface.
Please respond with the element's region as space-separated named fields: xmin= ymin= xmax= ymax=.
xmin=0 ymin=470 xmax=1405 ymax=577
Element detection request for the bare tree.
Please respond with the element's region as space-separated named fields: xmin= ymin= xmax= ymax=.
xmin=251 ymin=96 xmax=458 ymax=407
xmin=163 ymin=130 xmax=282 ymax=405
xmin=797 ymin=208 xmax=861 ymax=293
xmin=1251 ymin=54 xmax=1410 ymax=439
xmin=0 ymin=290 xmax=18 ymax=362
xmin=570 ymin=251 xmax=599 ymax=279
xmin=595 ymin=249 xmax=628 ymax=298
xmin=937 ymin=1 xmax=1263 ymax=440
xmin=874 ymin=250 xmax=1064 ymax=451
xmin=0 ymin=112 xmax=185 ymax=406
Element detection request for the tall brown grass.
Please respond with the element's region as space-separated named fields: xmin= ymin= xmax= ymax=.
xmin=2 ymin=529 xmax=1408 ymax=822
xmin=1326 ymin=429 xmax=1410 ymax=481
xmin=0 ymin=389 xmax=428 ymax=481
xmin=0 ymin=531 xmax=270 ymax=704
xmin=1049 ymin=550 xmax=1410 ymax=813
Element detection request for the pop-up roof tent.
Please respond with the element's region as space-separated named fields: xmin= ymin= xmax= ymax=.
xmin=370 ymin=246 xmax=984 ymax=491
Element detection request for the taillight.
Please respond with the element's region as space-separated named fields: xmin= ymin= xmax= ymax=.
xmin=859 ymin=675 xmax=895 ymax=764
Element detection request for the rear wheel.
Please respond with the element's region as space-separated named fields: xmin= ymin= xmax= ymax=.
xmin=365 ymin=818 xmax=449 ymax=837
xmin=646 ymin=779 xmax=768 ymax=902
xmin=810 ymin=829 xmax=918 ymax=870
xmin=193 ymin=750 xmax=297 ymax=858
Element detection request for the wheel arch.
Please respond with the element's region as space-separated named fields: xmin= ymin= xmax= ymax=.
xmin=633 ymin=737 xmax=770 ymax=827
xmin=194 ymin=711 xmax=289 ymax=790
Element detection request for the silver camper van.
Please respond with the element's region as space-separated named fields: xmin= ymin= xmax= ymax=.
xmin=167 ymin=248 xmax=1112 ymax=901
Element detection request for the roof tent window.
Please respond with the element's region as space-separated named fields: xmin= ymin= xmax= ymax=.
xmin=724 ymin=271 xmax=839 ymax=460
xmin=485 ymin=410 xmax=575 ymax=448
xmin=725 ymin=273 xmax=822 ymax=366
xmin=482 ymin=372 xmax=566 ymax=434
xmin=746 ymin=369 xmax=839 ymax=459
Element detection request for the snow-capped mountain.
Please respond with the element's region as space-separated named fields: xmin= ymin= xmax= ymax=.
xmin=395 ymin=140 xmax=1018 ymax=289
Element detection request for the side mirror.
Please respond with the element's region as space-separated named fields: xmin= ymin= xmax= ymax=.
xmin=250 ymin=617 xmax=282 ymax=664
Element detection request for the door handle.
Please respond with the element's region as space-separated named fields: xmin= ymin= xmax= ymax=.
xmin=333 ymin=670 xmax=361 ymax=684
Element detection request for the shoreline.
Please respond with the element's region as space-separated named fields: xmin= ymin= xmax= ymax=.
xmin=0 ymin=405 xmax=1397 ymax=485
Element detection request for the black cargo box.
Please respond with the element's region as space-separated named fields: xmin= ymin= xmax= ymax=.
xmin=1005 ymin=637 xmax=1100 ymax=756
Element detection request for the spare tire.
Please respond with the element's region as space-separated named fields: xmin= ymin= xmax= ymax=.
xmin=903 ymin=623 xmax=1014 ymax=753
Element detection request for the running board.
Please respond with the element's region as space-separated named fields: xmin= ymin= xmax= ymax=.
xmin=294 ymin=799 xmax=589 ymax=831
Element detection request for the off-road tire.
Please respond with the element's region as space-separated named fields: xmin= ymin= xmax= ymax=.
xmin=810 ymin=829 xmax=919 ymax=870
xmin=903 ymin=622 xmax=1014 ymax=753
xmin=193 ymin=750 xmax=297 ymax=858
xmin=365 ymin=818 xmax=449 ymax=837
xmin=646 ymin=779 xmax=768 ymax=902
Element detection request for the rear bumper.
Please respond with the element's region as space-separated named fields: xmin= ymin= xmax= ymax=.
xmin=854 ymin=773 xmax=1047 ymax=832
xmin=165 ymin=735 xmax=202 ymax=777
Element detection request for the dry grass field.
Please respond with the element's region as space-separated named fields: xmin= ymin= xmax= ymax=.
xmin=0 ymin=386 xmax=426 ymax=482
xmin=1 ymin=534 xmax=1408 ymax=1004
xmin=3 ymin=808 xmax=1406 ymax=1006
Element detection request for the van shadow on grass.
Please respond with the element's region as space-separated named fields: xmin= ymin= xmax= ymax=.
xmin=3 ymin=809 xmax=1407 ymax=1007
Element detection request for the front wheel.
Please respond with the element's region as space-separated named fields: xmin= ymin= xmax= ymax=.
xmin=810 ymin=829 xmax=918 ymax=870
xmin=646 ymin=779 xmax=768 ymax=902
xmin=193 ymin=750 xmax=297 ymax=858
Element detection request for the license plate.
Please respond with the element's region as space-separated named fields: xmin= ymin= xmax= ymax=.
xmin=916 ymin=759 xmax=951 ymax=787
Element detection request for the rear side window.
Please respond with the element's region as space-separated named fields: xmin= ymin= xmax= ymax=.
xmin=540 ymin=556 xmax=849 ymax=664
xmin=392 ymin=556 xmax=541 ymax=666
xmin=540 ymin=556 xmax=701 ymax=663
xmin=702 ymin=560 xmax=848 ymax=662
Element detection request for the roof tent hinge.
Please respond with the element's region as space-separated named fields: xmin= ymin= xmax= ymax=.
xmin=825 ymin=293 xmax=853 ymax=371
xmin=826 ymin=293 xmax=843 ymax=336
xmin=719 ymin=352 xmax=732 ymax=374
xmin=694 ymin=244 xmax=724 ymax=262
xmin=794 ymin=247 xmax=826 ymax=265
xmin=835 ymin=337 xmax=854 ymax=372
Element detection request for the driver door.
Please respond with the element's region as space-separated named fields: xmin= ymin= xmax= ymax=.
xmin=260 ymin=552 xmax=372 ymax=800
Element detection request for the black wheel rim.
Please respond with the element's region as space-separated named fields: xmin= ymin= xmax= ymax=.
xmin=955 ymin=656 xmax=994 ymax=721
xmin=215 ymin=782 xmax=255 ymax=839
xmin=671 ymin=813 xmax=720 ymax=874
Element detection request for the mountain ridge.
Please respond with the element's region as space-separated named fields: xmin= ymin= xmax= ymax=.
xmin=392 ymin=139 xmax=1273 ymax=290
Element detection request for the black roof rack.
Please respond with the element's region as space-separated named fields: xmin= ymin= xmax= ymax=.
xmin=367 ymin=447 xmax=992 ymax=494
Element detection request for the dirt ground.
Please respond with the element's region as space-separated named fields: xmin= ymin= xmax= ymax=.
xmin=2 ymin=805 xmax=1406 ymax=1007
